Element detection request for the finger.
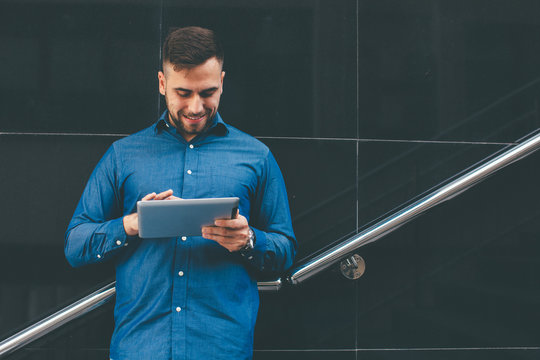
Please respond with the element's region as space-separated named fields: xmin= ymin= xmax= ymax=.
xmin=202 ymin=232 xmax=232 ymax=244
xmin=202 ymin=233 xmax=243 ymax=252
xmin=202 ymin=224 xmax=240 ymax=235
xmin=141 ymin=192 xmax=157 ymax=201
xmin=214 ymin=218 xmax=246 ymax=229
xmin=165 ymin=195 xmax=182 ymax=200
xmin=154 ymin=189 xmax=174 ymax=200
xmin=202 ymin=226 xmax=241 ymax=238
xmin=214 ymin=214 xmax=247 ymax=228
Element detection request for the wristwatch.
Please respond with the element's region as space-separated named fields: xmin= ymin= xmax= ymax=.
xmin=240 ymin=228 xmax=256 ymax=257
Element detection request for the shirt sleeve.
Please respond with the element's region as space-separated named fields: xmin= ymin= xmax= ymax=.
xmin=64 ymin=144 xmax=131 ymax=268
xmin=244 ymin=150 xmax=297 ymax=276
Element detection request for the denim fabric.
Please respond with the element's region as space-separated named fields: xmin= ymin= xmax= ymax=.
xmin=65 ymin=112 xmax=296 ymax=360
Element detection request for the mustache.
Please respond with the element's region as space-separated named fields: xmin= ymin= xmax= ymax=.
xmin=178 ymin=110 xmax=211 ymax=117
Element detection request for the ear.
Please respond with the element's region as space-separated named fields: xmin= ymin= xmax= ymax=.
xmin=220 ymin=71 xmax=225 ymax=94
xmin=158 ymin=71 xmax=166 ymax=96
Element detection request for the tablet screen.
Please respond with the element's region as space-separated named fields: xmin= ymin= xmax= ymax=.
xmin=137 ymin=197 xmax=239 ymax=238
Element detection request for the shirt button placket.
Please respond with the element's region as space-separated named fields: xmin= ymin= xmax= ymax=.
xmin=174 ymin=142 xmax=193 ymax=358
xmin=172 ymin=235 xmax=188 ymax=358
xmin=183 ymin=141 xmax=197 ymax=198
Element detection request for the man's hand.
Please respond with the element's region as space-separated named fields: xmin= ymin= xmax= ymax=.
xmin=123 ymin=189 xmax=180 ymax=236
xmin=202 ymin=210 xmax=250 ymax=252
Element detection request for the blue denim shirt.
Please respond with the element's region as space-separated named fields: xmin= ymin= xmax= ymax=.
xmin=64 ymin=112 xmax=296 ymax=360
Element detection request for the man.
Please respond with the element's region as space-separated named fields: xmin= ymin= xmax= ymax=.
xmin=65 ymin=26 xmax=296 ymax=360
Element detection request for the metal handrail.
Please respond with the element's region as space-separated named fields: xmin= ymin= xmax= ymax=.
xmin=1 ymin=131 xmax=539 ymax=357
xmin=0 ymin=280 xmax=280 ymax=357
xmin=0 ymin=282 xmax=116 ymax=357
xmin=289 ymin=131 xmax=540 ymax=284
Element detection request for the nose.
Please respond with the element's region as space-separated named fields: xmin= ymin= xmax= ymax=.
xmin=187 ymin=95 xmax=204 ymax=115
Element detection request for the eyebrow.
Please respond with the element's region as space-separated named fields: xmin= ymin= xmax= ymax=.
xmin=174 ymin=87 xmax=219 ymax=93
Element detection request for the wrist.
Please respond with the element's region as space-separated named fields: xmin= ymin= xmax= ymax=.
xmin=240 ymin=228 xmax=256 ymax=258
xmin=123 ymin=213 xmax=138 ymax=236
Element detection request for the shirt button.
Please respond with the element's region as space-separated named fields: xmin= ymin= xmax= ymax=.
xmin=181 ymin=236 xmax=187 ymax=241
xmin=178 ymin=271 xmax=184 ymax=277
xmin=116 ymin=240 xmax=122 ymax=246
xmin=187 ymin=170 xmax=192 ymax=175
xmin=97 ymin=254 xmax=101 ymax=259
xmin=176 ymin=307 xmax=182 ymax=312
xmin=189 ymin=144 xmax=194 ymax=149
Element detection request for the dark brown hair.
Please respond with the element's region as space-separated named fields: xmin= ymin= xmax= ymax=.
xmin=162 ymin=26 xmax=224 ymax=71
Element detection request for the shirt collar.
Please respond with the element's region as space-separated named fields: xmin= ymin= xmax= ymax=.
xmin=155 ymin=110 xmax=228 ymax=137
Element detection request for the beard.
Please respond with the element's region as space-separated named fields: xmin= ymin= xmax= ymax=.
xmin=168 ymin=108 xmax=216 ymax=138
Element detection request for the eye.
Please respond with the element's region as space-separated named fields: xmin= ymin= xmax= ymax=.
xmin=177 ymin=91 xmax=190 ymax=98
xmin=200 ymin=90 xmax=216 ymax=98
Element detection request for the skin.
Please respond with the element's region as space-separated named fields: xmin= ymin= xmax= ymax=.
xmin=202 ymin=209 xmax=251 ymax=253
xmin=158 ymin=57 xmax=225 ymax=142
xmin=122 ymin=58 xmax=250 ymax=252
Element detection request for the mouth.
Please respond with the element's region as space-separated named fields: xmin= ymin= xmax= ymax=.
xmin=182 ymin=113 xmax=207 ymax=124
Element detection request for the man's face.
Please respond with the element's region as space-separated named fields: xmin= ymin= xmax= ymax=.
xmin=158 ymin=57 xmax=225 ymax=142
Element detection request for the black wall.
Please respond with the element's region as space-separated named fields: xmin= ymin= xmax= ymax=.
xmin=1 ymin=0 xmax=540 ymax=359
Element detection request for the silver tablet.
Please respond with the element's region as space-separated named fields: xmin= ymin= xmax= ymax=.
xmin=137 ymin=197 xmax=239 ymax=238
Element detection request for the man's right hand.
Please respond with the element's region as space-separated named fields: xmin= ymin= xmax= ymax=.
xmin=123 ymin=189 xmax=180 ymax=236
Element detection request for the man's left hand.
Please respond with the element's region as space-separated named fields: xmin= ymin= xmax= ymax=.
xmin=202 ymin=211 xmax=250 ymax=252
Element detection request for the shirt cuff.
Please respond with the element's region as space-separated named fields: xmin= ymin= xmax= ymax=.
xmin=98 ymin=217 xmax=132 ymax=259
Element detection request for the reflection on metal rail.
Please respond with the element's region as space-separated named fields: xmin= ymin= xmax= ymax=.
xmin=0 ymin=282 xmax=116 ymax=357
xmin=0 ymin=280 xmax=281 ymax=357
xmin=1 ymin=131 xmax=539 ymax=357
xmin=289 ymin=131 xmax=540 ymax=284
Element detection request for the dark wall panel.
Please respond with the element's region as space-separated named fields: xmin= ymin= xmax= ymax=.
xmin=358 ymin=141 xmax=502 ymax=226
xmin=263 ymin=139 xmax=357 ymax=261
xmin=0 ymin=1 xmax=161 ymax=134
xmin=356 ymin=152 xmax=540 ymax=348
xmin=358 ymin=0 xmax=540 ymax=142
xmin=0 ymin=135 xmax=117 ymax=339
xmin=256 ymin=272 xmax=357 ymax=350
xmin=1 ymin=0 xmax=540 ymax=358
xmin=355 ymin=349 xmax=540 ymax=360
xmin=162 ymin=0 xmax=357 ymax=138
xmin=255 ymin=350 xmax=355 ymax=360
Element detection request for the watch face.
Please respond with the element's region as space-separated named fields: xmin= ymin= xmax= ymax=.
xmin=246 ymin=229 xmax=254 ymax=249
